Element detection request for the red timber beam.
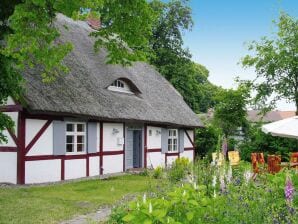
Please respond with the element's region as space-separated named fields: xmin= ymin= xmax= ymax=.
xmin=24 ymin=120 xmax=53 ymax=155
xmin=17 ymin=112 xmax=26 ymax=184
xmin=99 ymin=122 xmax=103 ymax=175
xmin=147 ymin=148 xmax=162 ymax=153
xmin=0 ymin=104 xmax=23 ymax=112
xmin=144 ymin=125 xmax=147 ymax=168
xmin=0 ymin=147 xmax=18 ymax=152
xmin=184 ymin=130 xmax=195 ymax=147
xmin=123 ymin=122 xmax=125 ymax=172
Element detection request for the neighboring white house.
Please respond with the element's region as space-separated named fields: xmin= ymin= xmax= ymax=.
xmin=0 ymin=14 xmax=203 ymax=185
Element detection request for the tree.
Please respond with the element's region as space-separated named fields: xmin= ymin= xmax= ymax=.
xmin=242 ymin=13 xmax=298 ymax=114
xmin=148 ymin=0 xmax=219 ymax=113
xmin=0 ymin=0 xmax=156 ymax=142
xmin=213 ymin=87 xmax=248 ymax=138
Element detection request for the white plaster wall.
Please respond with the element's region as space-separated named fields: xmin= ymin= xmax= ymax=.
xmin=25 ymin=119 xmax=46 ymax=145
xmin=103 ymin=123 xmax=124 ymax=151
xmin=0 ymin=112 xmax=18 ymax=147
xmin=65 ymin=159 xmax=86 ymax=180
xmin=184 ymin=130 xmax=194 ymax=148
xmin=27 ymin=123 xmax=53 ymax=156
xmin=147 ymin=126 xmax=161 ymax=149
xmin=180 ymin=150 xmax=194 ymax=162
xmin=89 ymin=156 xmax=99 ymax=176
xmin=5 ymin=96 xmax=15 ymax=105
xmin=25 ymin=160 xmax=61 ymax=184
xmin=166 ymin=155 xmax=179 ymax=167
xmin=0 ymin=152 xmax=17 ymax=184
xmin=103 ymin=155 xmax=123 ymax=174
xmin=147 ymin=152 xmax=165 ymax=168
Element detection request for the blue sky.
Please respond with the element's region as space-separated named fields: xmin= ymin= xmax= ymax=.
xmin=182 ymin=0 xmax=298 ymax=110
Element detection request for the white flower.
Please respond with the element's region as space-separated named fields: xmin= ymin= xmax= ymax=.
xmin=226 ymin=165 xmax=232 ymax=183
xmin=243 ymin=170 xmax=253 ymax=184
xmin=212 ymin=175 xmax=217 ymax=187
xmin=143 ymin=193 xmax=147 ymax=203
xmin=213 ymin=189 xmax=217 ymax=198
xmin=149 ymin=202 xmax=152 ymax=213
xmin=193 ymin=182 xmax=198 ymax=190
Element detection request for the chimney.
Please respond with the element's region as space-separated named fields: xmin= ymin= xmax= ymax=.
xmin=87 ymin=17 xmax=101 ymax=30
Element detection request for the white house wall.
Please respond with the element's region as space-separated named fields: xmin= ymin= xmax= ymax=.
xmin=180 ymin=150 xmax=194 ymax=162
xmin=25 ymin=160 xmax=61 ymax=184
xmin=184 ymin=130 xmax=194 ymax=148
xmin=0 ymin=112 xmax=18 ymax=147
xmin=103 ymin=123 xmax=124 ymax=151
xmin=103 ymin=155 xmax=123 ymax=174
xmin=167 ymin=155 xmax=179 ymax=167
xmin=65 ymin=159 xmax=86 ymax=180
xmin=147 ymin=152 xmax=165 ymax=168
xmin=27 ymin=121 xmax=53 ymax=156
xmin=0 ymin=152 xmax=17 ymax=184
xmin=89 ymin=157 xmax=100 ymax=176
xmin=147 ymin=126 xmax=161 ymax=149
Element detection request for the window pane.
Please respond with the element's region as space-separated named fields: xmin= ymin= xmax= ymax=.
xmin=173 ymin=130 xmax=177 ymax=136
xmin=77 ymin=124 xmax=84 ymax=132
xmin=67 ymin=135 xmax=74 ymax=144
xmin=77 ymin=144 xmax=84 ymax=152
xmin=168 ymin=139 xmax=172 ymax=145
xmin=173 ymin=139 xmax=177 ymax=146
xmin=77 ymin=135 xmax=84 ymax=144
xmin=173 ymin=145 xmax=177 ymax=151
xmin=168 ymin=145 xmax=171 ymax=151
xmin=67 ymin=123 xmax=74 ymax=132
xmin=66 ymin=144 xmax=74 ymax=152
xmin=169 ymin=130 xmax=172 ymax=136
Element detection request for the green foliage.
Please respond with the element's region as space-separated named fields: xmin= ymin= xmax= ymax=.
xmin=238 ymin=123 xmax=298 ymax=161
xmin=213 ymin=87 xmax=249 ymax=137
xmin=148 ymin=0 xmax=219 ymax=113
xmin=152 ymin=166 xmax=164 ymax=179
xmin=167 ymin=157 xmax=191 ymax=183
xmin=242 ymin=12 xmax=298 ymax=113
xmin=109 ymin=161 xmax=298 ymax=224
xmin=195 ymin=124 xmax=221 ymax=158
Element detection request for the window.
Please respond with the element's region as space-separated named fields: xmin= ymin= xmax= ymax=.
xmin=108 ymin=79 xmax=133 ymax=94
xmin=111 ymin=80 xmax=125 ymax=88
xmin=168 ymin=129 xmax=178 ymax=152
xmin=66 ymin=123 xmax=86 ymax=153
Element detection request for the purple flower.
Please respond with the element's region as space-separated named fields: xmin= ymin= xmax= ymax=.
xmin=221 ymin=138 xmax=228 ymax=157
xmin=285 ymin=177 xmax=295 ymax=202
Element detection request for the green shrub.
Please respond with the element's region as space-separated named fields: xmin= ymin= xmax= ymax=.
xmin=152 ymin=166 xmax=164 ymax=179
xmin=167 ymin=157 xmax=191 ymax=182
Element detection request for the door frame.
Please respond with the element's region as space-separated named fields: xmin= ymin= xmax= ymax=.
xmin=125 ymin=123 xmax=144 ymax=170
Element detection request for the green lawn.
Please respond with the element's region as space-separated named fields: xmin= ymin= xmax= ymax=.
xmin=0 ymin=175 xmax=155 ymax=224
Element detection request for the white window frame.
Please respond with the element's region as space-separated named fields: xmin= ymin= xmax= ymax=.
xmin=65 ymin=122 xmax=86 ymax=154
xmin=108 ymin=79 xmax=133 ymax=94
xmin=168 ymin=129 xmax=178 ymax=152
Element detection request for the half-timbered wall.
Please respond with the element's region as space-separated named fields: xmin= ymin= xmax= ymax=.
xmin=102 ymin=123 xmax=124 ymax=174
xmin=0 ymin=98 xmax=19 ymax=184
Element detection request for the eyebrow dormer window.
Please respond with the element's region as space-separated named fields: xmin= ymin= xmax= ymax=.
xmin=111 ymin=80 xmax=125 ymax=88
xmin=108 ymin=79 xmax=134 ymax=94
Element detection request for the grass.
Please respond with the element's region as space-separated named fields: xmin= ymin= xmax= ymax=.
xmin=0 ymin=174 xmax=156 ymax=224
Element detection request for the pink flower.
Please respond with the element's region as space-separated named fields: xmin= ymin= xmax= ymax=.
xmin=285 ymin=177 xmax=295 ymax=202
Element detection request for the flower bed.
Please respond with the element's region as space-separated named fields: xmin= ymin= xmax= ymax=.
xmin=108 ymin=159 xmax=298 ymax=224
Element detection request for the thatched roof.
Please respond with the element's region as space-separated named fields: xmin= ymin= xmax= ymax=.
xmin=22 ymin=14 xmax=203 ymax=128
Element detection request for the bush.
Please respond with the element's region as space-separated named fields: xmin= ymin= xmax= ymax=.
xmin=167 ymin=158 xmax=191 ymax=182
xmin=152 ymin=166 xmax=164 ymax=179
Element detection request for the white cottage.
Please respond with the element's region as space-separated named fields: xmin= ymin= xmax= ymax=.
xmin=0 ymin=14 xmax=203 ymax=184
